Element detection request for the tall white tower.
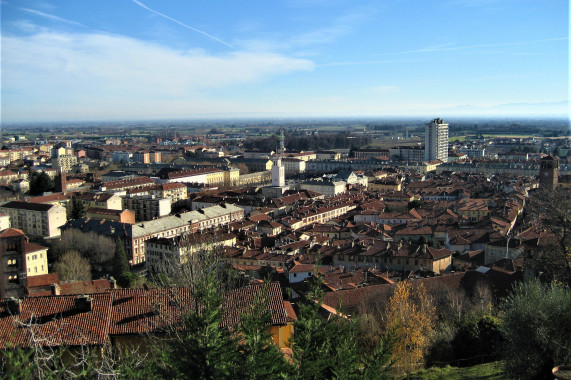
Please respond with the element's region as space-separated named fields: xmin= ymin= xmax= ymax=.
xmin=425 ymin=118 xmax=449 ymax=162
xmin=272 ymin=128 xmax=285 ymax=187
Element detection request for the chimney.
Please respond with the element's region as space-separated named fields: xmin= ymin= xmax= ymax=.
xmin=7 ymin=298 xmax=22 ymax=315
xmin=75 ymin=295 xmax=93 ymax=312
xmin=51 ymin=283 xmax=61 ymax=296
xmin=109 ymin=277 xmax=116 ymax=289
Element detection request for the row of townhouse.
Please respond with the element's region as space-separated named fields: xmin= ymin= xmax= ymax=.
xmin=330 ymin=240 xmax=454 ymax=275
xmin=158 ymin=167 xmax=239 ymax=187
xmin=281 ymin=201 xmax=358 ymax=230
xmin=60 ymin=203 xmax=244 ymax=265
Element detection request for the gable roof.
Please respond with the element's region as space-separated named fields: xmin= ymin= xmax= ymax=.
xmin=0 ymin=294 xmax=113 ymax=348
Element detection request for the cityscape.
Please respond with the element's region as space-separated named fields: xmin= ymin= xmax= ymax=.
xmin=1 ymin=0 xmax=570 ymax=379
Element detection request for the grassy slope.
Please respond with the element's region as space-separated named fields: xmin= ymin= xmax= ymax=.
xmin=402 ymin=361 xmax=505 ymax=380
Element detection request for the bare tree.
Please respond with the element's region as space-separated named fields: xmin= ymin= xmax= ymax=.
xmin=54 ymin=250 xmax=91 ymax=283
xmin=526 ymin=188 xmax=571 ymax=286
xmin=51 ymin=230 xmax=115 ymax=270
xmin=1 ymin=317 xmax=148 ymax=379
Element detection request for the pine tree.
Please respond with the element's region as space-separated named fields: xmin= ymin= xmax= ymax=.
xmin=29 ymin=172 xmax=54 ymax=196
xmin=113 ymin=239 xmax=130 ymax=287
xmin=153 ymin=249 xmax=240 ymax=379
xmin=236 ymin=282 xmax=293 ymax=379
xmin=67 ymin=197 xmax=86 ymax=220
xmin=290 ymin=268 xmax=392 ymax=379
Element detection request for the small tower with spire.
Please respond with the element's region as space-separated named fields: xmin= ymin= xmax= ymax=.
xmin=272 ymin=128 xmax=286 ymax=187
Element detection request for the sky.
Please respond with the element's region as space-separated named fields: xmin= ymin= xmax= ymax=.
xmin=1 ymin=0 xmax=569 ymax=123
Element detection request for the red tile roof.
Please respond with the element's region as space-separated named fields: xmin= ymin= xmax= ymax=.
xmin=0 ymin=228 xmax=25 ymax=238
xmin=0 ymin=294 xmax=113 ymax=348
xmin=1 ymin=283 xmax=289 ymax=347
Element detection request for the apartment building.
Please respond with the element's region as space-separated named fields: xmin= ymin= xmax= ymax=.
xmin=122 ymin=196 xmax=171 ymax=221
xmin=61 ymin=203 xmax=244 ymax=265
xmin=0 ymin=201 xmax=66 ymax=238
xmin=52 ymin=155 xmax=78 ymax=173
xmin=75 ymin=192 xmax=123 ymax=210
xmin=146 ymin=232 xmax=237 ymax=274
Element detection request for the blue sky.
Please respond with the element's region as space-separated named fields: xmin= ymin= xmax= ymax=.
xmin=1 ymin=0 xmax=568 ymax=122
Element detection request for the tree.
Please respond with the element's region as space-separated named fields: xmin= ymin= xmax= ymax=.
xmin=153 ymin=249 xmax=241 ymax=379
xmin=66 ymin=197 xmax=86 ymax=220
xmin=526 ymin=188 xmax=571 ymax=286
xmin=53 ymin=250 xmax=91 ymax=283
xmin=290 ymin=268 xmax=393 ymax=379
xmin=29 ymin=172 xmax=54 ymax=196
xmin=50 ymin=230 xmax=115 ymax=270
xmin=386 ymin=281 xmax=436 ymax=374
xmin=235 ymin=281 xmax=292 ymax=379
xmin=501 ymin=279 xmax=571 ymax=379
xmin=113 ymin=240 xmax=131 ymax=287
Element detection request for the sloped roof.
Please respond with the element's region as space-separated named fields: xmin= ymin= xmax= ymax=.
xmin=0 ymin=294 xmax=113 ymax=348
xmin=0 ymin=228 xmax=25 ymax=238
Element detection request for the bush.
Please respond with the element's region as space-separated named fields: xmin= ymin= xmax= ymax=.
xmin=501 ymin=280 xmax=571 ymax=379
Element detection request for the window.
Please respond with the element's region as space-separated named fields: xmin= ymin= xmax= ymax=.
xmin=7 ymin=259 xmax=16 ymax=267
xmin=338 ymin=255 xmax=344 ymax=261
xmin=293 ymin=273 xmax=297 ymax=277
xmin=8 ymin=275 xmax=18 ymax=284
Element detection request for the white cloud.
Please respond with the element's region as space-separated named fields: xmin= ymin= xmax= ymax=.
xmin=1 ymin=30 xmax=315 ymax=121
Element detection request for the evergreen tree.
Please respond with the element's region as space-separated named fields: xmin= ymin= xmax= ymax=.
xmin=154 ymin=249 xmax=240 ymax=379
xmin=29 ymin=172 xmax=54 ymax=196
xmin=113 ymin=239 xmax=130 ymax=287
xmin=66 ymin=197 xmax=86 ymax=220
xmin=290 ymin=268 xmax=392 ymax=379
xmin=236 ymin=282 xmax=293 ymax=379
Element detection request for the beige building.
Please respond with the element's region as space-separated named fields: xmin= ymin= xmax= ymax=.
xmin=148 ymin=183 xmax=188 ymax=202
xmin=122 ymin=196 xmax=171 ymax=222
xmin=300 ymin=180 xmax=346 ymax=198
xmin=457 ymin=199 xmax=490 ymax=221
xmin=368 ymin=179 xmax=402 ymax=192
xmin=0 ymin=228 xmax=49 ymax=297
xmin=75 ymin=192 xmax=123 ymax=210
xmin=52 ymin=155 xmax=78 ymax=173
xmin=146 ymin=232 xmax=237 ymax=274
xmin=282 ymin=158 xmax=306 ymax=174
xmin=0 ymin=201 xmax=66 ymax=238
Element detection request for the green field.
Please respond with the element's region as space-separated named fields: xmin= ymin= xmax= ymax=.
xmin=402 ymin=361 xmax=505 ymax=380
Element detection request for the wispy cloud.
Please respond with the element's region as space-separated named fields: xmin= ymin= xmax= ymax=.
xmin=2 ymin=30 xmax=314 ymax=121
xmin=320 ymin=58 xmax=429 ymax=67
xmin=20 ymin=8 xmax=85 ymax=27
xmin=131 ymin=0 xmax=234 ymax=49
xmin=377 ymin=37 xmax=569 ymax=56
